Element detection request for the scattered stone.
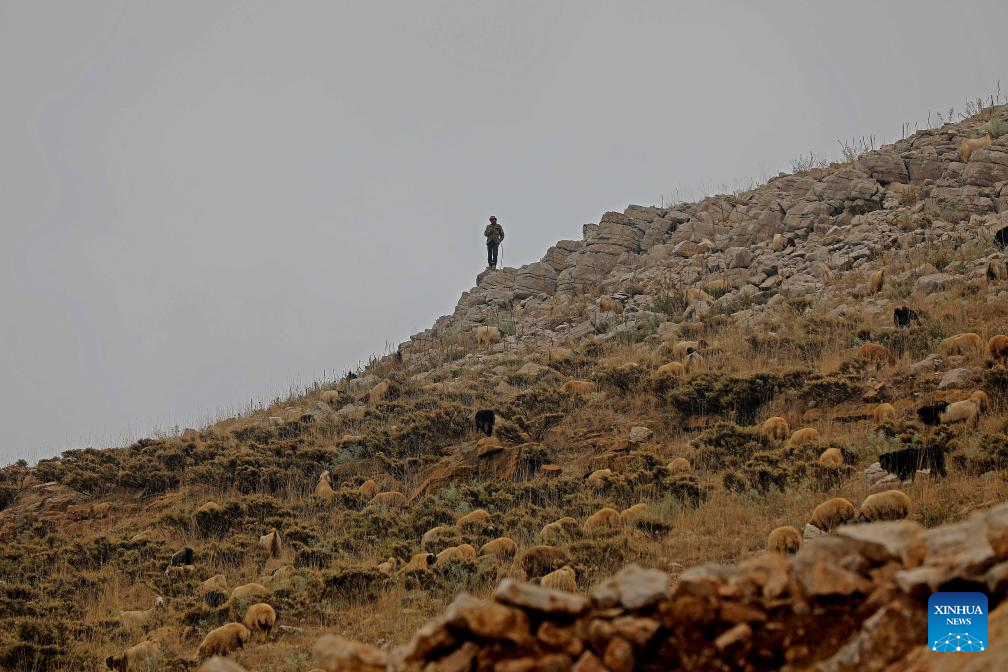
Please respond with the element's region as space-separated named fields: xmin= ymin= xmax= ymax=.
xmin=313 ymin=634 xmax=388 ymax=672
xmin=627 ymin=426 xmax=653 ymax=443
xmin=198 ymin=658 xmax=248 ymax=672
xmin=495 ymin=579 xmax=588 ymax=615
xmin=714 ymin=623 xmax=752 ymax=651
xmin=937 ymin=367 xmax=972 ymax=389
xmin=591 ymin=564 xmax=670 ymax=610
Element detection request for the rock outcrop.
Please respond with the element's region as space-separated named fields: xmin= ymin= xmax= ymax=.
xmin=400 ymin=105 xmax=1008 ymax=369
xmin=315 ymin=504 xmax=1008 ymax=671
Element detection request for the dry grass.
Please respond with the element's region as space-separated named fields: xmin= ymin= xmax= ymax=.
xmin=2 ymin=268 xmax=1008 ymax=670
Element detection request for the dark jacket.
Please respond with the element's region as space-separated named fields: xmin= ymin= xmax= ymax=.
xmin=484 ymin=222 xmax=505 ymax=245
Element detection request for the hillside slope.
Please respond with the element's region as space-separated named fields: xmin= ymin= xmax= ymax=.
xmin=2 ymin=103 xmax=1008 ymax=671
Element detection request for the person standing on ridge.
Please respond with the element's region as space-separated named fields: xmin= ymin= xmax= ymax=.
xmin=484 ymin=215 xmax=505 ymax=268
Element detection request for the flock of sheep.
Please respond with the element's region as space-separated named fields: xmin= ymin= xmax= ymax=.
xmin=98 ymin=266 xmax=1008 ymax=670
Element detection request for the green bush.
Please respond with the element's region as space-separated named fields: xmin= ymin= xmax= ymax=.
xmin=666 ymin=371 xmax=808 ymax=423
xmin=691 ymin=422 xmax=772 ymax=470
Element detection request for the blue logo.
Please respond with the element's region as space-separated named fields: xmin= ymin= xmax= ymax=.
xmin=928 ymin=592 xmax=988 ymax=652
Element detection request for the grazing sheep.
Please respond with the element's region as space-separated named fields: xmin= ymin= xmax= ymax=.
xmin=893 ymin=307 xmax=920 ymax=328
xmin=319 ymin=389 xmax=341 ymax=407
xmin=242 ymin=603 xmax=276 ymax=643
xmin=560 ymin=379 xmax=596 ymax=395
xmin=474 ymin=325 xmax=502 ymax=345
xmin=398 ymin=552 xmax=436 ymax=575
xmin=367 ymin=491 xmax=407 ymax=510
xmin=762 ymin=416 xmax=790 ymax=440
xmin=872 ymin=403 xmax=897 ymax=424
xmin=809 ymin=498 xmax=857 ymax=531
xmin=202 ymin=575 xmax=228 ymax=594
xmin=818 ymin=447 xmax=843 ymax=467
xmin=917 ymin=401 xmax=949 ymax=426
xmin=667 ymin=457 xmax=692 ymax=474
xmin=165 ymin=564 xmax=196 ymax=579
xmin=867 ymin=268 xmax=885 ymax=295
xmin=940 ymin=399 xmax=980 ymax=428
xmin=479 ymin=537 xmax=518 ymax=561
xmin=989 ymin=259 xmax=1008 ymax=281
xmin=879 ymin=445 xmax=947 ymax=480
xmin=119 ymin=596 xmax=166 ymax=630
xmin=474 ymin=409 xmax=495 ymax=436
xmin=230 ymin=583 xmax=269 ymax=602
xmin=939 ymin=332 xmax=983 ymax=356
xmin=258 ymin=528 xmax=281 ymax=558
xmin=960 ymin=134 xmax=992 ymax=162
xmin=787 ymin=427 xmax=821 ymax=448
xmin=105 ymin=640 xmax=162 ymax=672
xmin=367 ymin=378 xmax=393 ymax=405
xmin=684 ymin=288 xmax=713 ymax=307
xmin=434 ymin=546 xmax=475 ymax=568
xmin=997 ymin=225 xmax=1008 ymax=250
xmin=201 ymin=575 xmax=228 ymax=607
xmin=421 ymin=525 xmax=457 ymax=550
xmin=598 ymin=296 xmax=624 ymax=314
xmin=376 ymin=557 xmax=398 ymax=575
xmin=970 ymin=390 xmax=989 ymax=411
xmin=457 ymin=543 xmax=477 ymax=560
xmin=357 ymin=479 xmax=380 ymax=498
xmin=541 ymin=517 xmax=579 ymax=545
xmin=672 ymin=339 xmax=707 ymax=358
xmin=989 ymin=335 xmax=1008 ymax=362
xmin=197 ymin=622 xmax=251 ymax=659
xmin=547 ymin=347 xmax=573 ymax=363
xmin=586 ymin=469 xmax=613 ymax=487
xmin=519 ymin=545 xmax=572 ymax=579
xmin=259 ymin=565 xmax=295 ymax=592
xmin=540 ymin=566 xmax=577 ymax=592
xmin=583 ymin=507 xmax=623 ymax=534
xmin=621 ymin=502 xmax=648 ymax=523
xmin=683 ymin=351 xmax=704 ymax=374
xmin=457 ymin=508 xmax=491 ymax=530
xmin=765 ymin=526 xmax=802 ymax=554
xmin=167 ymin=546 xmax=194 ymax=569
xmin=314 ymin=471 xmax=336 ymax=500
xmin=860 ymin=490 xmax=912 ymax=522
xmin=656 ymin=362 xmax=684 ymax=377
xmin=857 ymin=343 xmax=897 ymax=367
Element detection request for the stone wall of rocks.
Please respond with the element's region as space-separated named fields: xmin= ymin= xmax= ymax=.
xmin=305 ymin=503 xmax=1008 ymax=671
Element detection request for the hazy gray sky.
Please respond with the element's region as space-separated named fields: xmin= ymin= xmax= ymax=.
xmin=2 ymin=1 xmax=1006 ymax=463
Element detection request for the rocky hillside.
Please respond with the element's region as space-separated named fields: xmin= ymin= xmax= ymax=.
xmin=1 ymin=103 xmax=1008 ymax=672
xmin=406 ymin=106 xmax=1008 ymax=362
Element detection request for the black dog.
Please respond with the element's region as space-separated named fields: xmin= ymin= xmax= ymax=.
xmin=995 ymin=225 xmax=1008 ymax=249
xmin=917 ymin=401 xmax=949 ymax=427
xmin=168 ymin=546 xmax=193 ymax=567
xmin=893 ymin=306 xmax=920 ymax=328
xmin=879 ymin=445 xmax=947 ymax=481
xmin=474 ymin=410 xmax=495 ymax=436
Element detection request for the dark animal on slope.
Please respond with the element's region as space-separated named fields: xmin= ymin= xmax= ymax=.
xmin=168 ymin=546 xmax=193 ymax=567
xmin=995 ymin=225 xmax=1008 ymax=249
xmin=917 ymin=402 xmax=949 ymax=427
xmin=893 ymin=307 xmax=920 ymax=328
xmin=879 ymin=446 xmax=947 ymax=481
xmin=474 ymin=410 xmax=495 ymax=436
